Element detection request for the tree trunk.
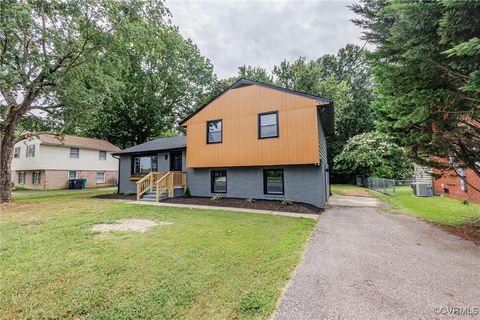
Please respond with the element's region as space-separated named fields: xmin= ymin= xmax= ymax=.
xmin=0 ymin=113 xmax=19 ymax=203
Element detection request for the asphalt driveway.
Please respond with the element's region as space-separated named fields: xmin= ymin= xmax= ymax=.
xmin=274 ymin=195 xmax=480 ymax=320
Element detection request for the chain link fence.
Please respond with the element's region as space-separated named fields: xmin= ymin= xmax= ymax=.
xmin=357 ymin=176 xmax=415 ymax=196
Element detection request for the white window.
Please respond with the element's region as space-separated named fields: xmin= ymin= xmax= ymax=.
xmin=68 ymin=171 xmax=77 ymax=179
xmin=96 ymin=172 xmax=105 ymax=183
xmin=14 ymin=147 xmax=21 ymax=158
xmin=18 ymin=171 xmax=26 ymax=184
xmin=26 ymin=145 xmax=35 ymax=158
xmin=70 ymin=147 xmax=79 ymax=158
xmin=459 ymin=168 xmax=467 ymax=191
xmin=99 ymin=150 xmax=107 ymax=160
xmin=32 ymin=171 xmax=41 ymax=185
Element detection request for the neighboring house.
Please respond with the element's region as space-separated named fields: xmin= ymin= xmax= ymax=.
xmin=12 ymin=134 xmax=120 ymax=190
xmin=113 ymin=79 xmax=334 ymax=208
xmin=432 ymin=163 xmax=480 ymax=204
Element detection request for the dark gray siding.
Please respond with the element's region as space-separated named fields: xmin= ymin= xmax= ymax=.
xmin=186 ymin=165 xmax=326 ymax=208
xmin=118 ymin=151 xmax=186 ymax=194
xmin=317 ymin=109 xmax=330 ymax=201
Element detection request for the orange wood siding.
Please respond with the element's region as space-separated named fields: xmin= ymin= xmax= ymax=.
xmin=184 ymin=84 xmax=321 ymax=168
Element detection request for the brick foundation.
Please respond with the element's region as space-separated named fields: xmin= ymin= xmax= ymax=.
xmin=13 ymin=170 xmax=117 ymax=190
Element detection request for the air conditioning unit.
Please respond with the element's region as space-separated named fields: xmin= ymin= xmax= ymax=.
xmin=414 ymin=183 xmax=433 ymax=197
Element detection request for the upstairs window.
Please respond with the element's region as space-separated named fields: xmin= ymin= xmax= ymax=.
xmin=26 ymin=145 xmax=35 ymax=158
xmin=14 ymin=147 xmax=21 ymax=158
xmin=132 ymin=155 xmax=158 ymax=175
xmin=70 ymin=147 xmax=79 ymax=158
xmin=211 ymin=170 xmax=227 ymax=193
xmin=99 ymin=150 xmax=107 ymax=160
xmin=258 ymin=111 xmax=279 ymax=139
xmin=32 ymin=171 xmax=41 ymax=185
xmin=207 ymin=120 xmax=222 ymax=144
xmin=263 ymin=169 xmax=284 ymax=195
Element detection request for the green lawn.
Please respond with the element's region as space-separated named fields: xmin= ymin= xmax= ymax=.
xmin=371 ymin=186 xmax=480 ymax=226
xmin=0 ymin=192 xmax=315 ymax=319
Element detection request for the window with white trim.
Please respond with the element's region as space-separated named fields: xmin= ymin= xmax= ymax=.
xmin=459 ymin=168 xmax=467 ymax=191
xmin=70 ymin=147 xmax=79 ymax=158
xmin=14 ymin=147 xmax=21 ymax=158
xmin=18 ymin=171 xmax=26 ymax=184
xmin=26 ymin=145 xmax=35 ymax=158
xmin=99 ymin=150 xmax=107 ymax=160
xmin=32 ymin=171 xmax=41 ymax=185
xmin=68 ymin=171 xmax=77 ymax=179
xmin=96 ymin=172 xmax=105 ymax=183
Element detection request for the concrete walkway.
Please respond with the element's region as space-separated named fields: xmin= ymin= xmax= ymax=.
xmin=273 ymin=196 xmax=480 ymax=320
xmin=125 ymin=200 xmax=318 ymax=219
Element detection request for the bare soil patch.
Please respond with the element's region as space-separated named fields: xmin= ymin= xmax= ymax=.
xmin=91 ymin=219 xmax=172 ymax=233
xmin=430 ymin=222 xmax=480 ymax=246
xmin=166 ymin=197 xmax=321 ymax=215
xmin=340 ymin=188 xmax=372 ymax=197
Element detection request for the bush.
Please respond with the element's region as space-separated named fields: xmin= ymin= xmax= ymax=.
xmin=281 ymin=199 xmax=293 ymax=206
xmin=183 ymin=187 xmax=191 ymax=198
xmin=210 ymin=194 xmax=222 ymax=201
xmin=245 ymin=198 xmax=255 ymax=203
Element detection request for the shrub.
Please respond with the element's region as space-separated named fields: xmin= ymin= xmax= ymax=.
xmin=184 ymin=187 xmax=191 ymax=198
xmin=246 ymin=198 xmax=255 ymax=203
xmin=281 ymin=199 xmax=293 ymax=206
xmin=211 ymin=194 xmax=222 ymax=201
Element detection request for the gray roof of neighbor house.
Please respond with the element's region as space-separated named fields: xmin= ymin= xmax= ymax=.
xmin=112 ymin=136 xmax=186 ymax=156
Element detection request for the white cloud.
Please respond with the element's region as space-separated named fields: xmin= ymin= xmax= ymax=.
xmin=166 ymin=0 xmax=365 ymax=79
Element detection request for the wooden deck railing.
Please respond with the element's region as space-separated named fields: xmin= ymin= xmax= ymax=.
xmin=135 ymin=171 xmax=167 ymax=201
xmin=155 ymin=171 xmax=187 ymax=201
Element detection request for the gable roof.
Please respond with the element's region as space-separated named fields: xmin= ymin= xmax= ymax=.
xmin=179 ymin=78 xmax=333 ymax=126
xmin=112 ymin=136 xmax=186 ymax=156
xmin=36 ymin=134 xmax=120 ymax=152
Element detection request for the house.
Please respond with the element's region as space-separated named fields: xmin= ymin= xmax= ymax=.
xmin=432 ymin=162 xmax=480 ymax=204
xmin=12 ymin=134 xmax=120 ymax=190
xmin=113 ymin=79 xmax=334 ymax=209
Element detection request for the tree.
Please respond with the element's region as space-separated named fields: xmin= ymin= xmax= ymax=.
xmin=334 ymin=132 xmax=413 ymax=180
xmin=45 ymin=2 xmax=217 ymax=149
xmin=351 ymin=0 xmax=480 ymax=183
xmin=0 ymin=0 xmax=113 ymax=203
xmin=238 ymin=65 xmax=273 ymax=84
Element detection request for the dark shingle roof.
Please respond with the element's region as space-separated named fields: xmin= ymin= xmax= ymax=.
xmin=179 ymin=78 xmax=333 ymax=126
xmin=112 ymin=136 xmax=186 ymax=156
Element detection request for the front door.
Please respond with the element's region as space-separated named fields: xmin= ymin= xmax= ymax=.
xmin=170 ymin=152 xmax=182 ymax=171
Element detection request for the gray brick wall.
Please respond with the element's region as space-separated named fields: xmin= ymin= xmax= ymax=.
xmin=186 ymin=165 xmax=326 ymax=208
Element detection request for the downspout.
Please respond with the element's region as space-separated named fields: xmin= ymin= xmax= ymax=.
xmin=112 ymin=155 xmax=120 ymax=194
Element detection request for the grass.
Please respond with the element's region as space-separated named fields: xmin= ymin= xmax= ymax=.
xmin=370 ymin=186 xmax=480 ymax=226
xmin=0 ymin=192 xmax=315 ymax=319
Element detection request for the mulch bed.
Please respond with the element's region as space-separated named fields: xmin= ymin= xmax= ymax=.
xmin=166 ymin=196 xmax=321 ymax=215
xmin=94 ymin=193 xmax=136 ymax=200
xmin=430 ymin=222 xmax=480 ymax=246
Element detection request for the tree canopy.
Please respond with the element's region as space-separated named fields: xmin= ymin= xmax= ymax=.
xmin=334 ymin=132 xmax=413 ymax=180
xmin=351 ymin=0 xmax=480 ymax=179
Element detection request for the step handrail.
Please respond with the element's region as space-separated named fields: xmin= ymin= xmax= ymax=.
xmin=136 ymin=172 xmax=154 ymax=201
xmin=155 ymin=171 xmax=187 ymax=201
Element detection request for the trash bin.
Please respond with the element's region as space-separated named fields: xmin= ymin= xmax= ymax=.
xmin=68 ymin=179 xmax=75 ymax=189
xmin=80 ymin=178 xmax=87 ymax=189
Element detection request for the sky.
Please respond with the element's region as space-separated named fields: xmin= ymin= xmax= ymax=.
xmin=166 ymin=0 xmax=365 ymax=79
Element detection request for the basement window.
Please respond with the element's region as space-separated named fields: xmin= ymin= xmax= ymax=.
xmin=263 ymin=169 xmax=284 ymax=195
xmin=211 ymin=170 xmax=227 ymax=193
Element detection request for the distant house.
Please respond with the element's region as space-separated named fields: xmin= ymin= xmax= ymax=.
xmin=432 ymin=161 xmax=480 ymax=204
xmin=113 ymin=79 xmax=334 ymax=209
xmin=12 ymin=134 xmax=120 ymax=190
